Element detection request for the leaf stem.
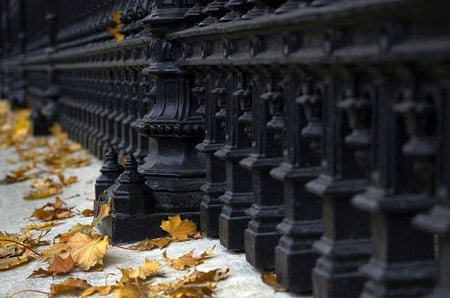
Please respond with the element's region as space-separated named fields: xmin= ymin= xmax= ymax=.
xmin=0 ymin=238 xmax=40 ymax=256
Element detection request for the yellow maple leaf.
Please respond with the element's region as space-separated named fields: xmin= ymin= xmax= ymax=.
xmin=66 ymin=232 xmax=109 ymax=270
xmin=160 ymin=215 xmax=200 ymax=241
xmin=162 ymin=246 xmax=215 ymax=270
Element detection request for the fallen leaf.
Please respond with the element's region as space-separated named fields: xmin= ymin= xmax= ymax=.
xmin=66 ymin=232 xmax=109 ymax=270
xmin=107 ymin=10 xmax=125 ymax=42
xmin=166 ymin=284 xmax=213 ymax=298
xmin=22 ymin=221 xmax=55 ymax=232
xmin=91 ymin=198 xmax=111 ymax=227
xmin=81 ymin=209 xmax=94 ymax=217
xmin=261 ymin=272 xmax=286 ymax=292
xmin=0 ymin=255 xmax=30 ymax=270
xmin=162 ymin=246 xmax=215 ymax=270
xmin=40 ymin=242 xmax=68 ymax=262
xmin=129 ymin=237 xmax=171 ymax=251
xmin=160 ymin=215 xmax=200 ymax=241
xmin=57 ymin=173 xmax=78 ymax=186
xmin=114 ymin=282 xmax=141 ymax=298
xmin=50 ymin=277 xmax=91 ymax=296
xmin=25 ymin=178 xmax=62 ymax=200
xmin=82 ymin=285 xmax=114 ymax=297
xmin=120 ymin=259 xmax=159 ymax=283
xmin=31 ymin=255 xmax=75 ymax=276
xmin=31 ymin=197 xmax=72 ymax=221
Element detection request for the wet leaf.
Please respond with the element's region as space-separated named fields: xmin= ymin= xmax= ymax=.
xmin=162 ymin=246 xmax=215 ymax=270
xmin=261 ymin=272 xmax=286 ymax=292
xmin=160 ymin=215 xmax=200 ymax=241
xmin=50 ymin=277 xmax=91 ymax=296
xmin=129 ymin=237 xmax=171 ymax=251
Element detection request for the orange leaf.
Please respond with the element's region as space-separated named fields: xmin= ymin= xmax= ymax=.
xmin=160 ymin=215 xmax=200 ymax=241
xmin=261 ymin=272 xmax=286 ymax=292
xmin=30 ymin=255 xmax=75 ymax=276
xmin=50 ymin=277 xmax=91 ymax=295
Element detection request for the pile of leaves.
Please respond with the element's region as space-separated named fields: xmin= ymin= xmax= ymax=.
xmin=0 ymin=100 xmax=90 ymax=200
xmin=0 ymin=101 xmax=285 ymax=297
xmin=2 ymin=197 xmax=228 ymax=297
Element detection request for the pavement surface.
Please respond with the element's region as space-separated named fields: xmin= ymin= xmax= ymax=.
xmin=0 ymin=139 xmax=307 ymax=298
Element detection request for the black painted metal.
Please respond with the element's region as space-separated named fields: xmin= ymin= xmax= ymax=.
xmin=2 ymin=0 xmax=450 ymax=296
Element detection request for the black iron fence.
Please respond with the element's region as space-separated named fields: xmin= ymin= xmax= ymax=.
xmin=1 ymin=0 xmax=450 ymax=297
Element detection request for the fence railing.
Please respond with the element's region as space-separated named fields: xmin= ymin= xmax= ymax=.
xmin=1 ymin=0 xmax=450 ymax=297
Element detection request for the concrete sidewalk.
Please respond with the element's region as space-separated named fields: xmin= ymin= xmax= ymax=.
xmin=0 ymin=140 xmax=306 ymax=298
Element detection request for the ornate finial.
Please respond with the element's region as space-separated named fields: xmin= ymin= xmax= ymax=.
xmin=101 ymin=147 xmax=125 ymax=174
xmin=117 ymin=154 xmax=146 ymax=184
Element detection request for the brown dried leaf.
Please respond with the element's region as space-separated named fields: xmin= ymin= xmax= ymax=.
xmin=162 ymin=246 xmax=215 ymax=270
xmin=30 ymin=255 xmax=75 ymax=276
xmin=160 ymin=215 xmax=200 ymax=241
xmin=31 ymin=197 xmax=71 ymax=221
xmin=50 ymin=277 xmax=91 ymax=296
xmin=129 ymin=237 xmax=171 ymax=251
xmin=261 ymin=272 xmax=286 ymax=292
